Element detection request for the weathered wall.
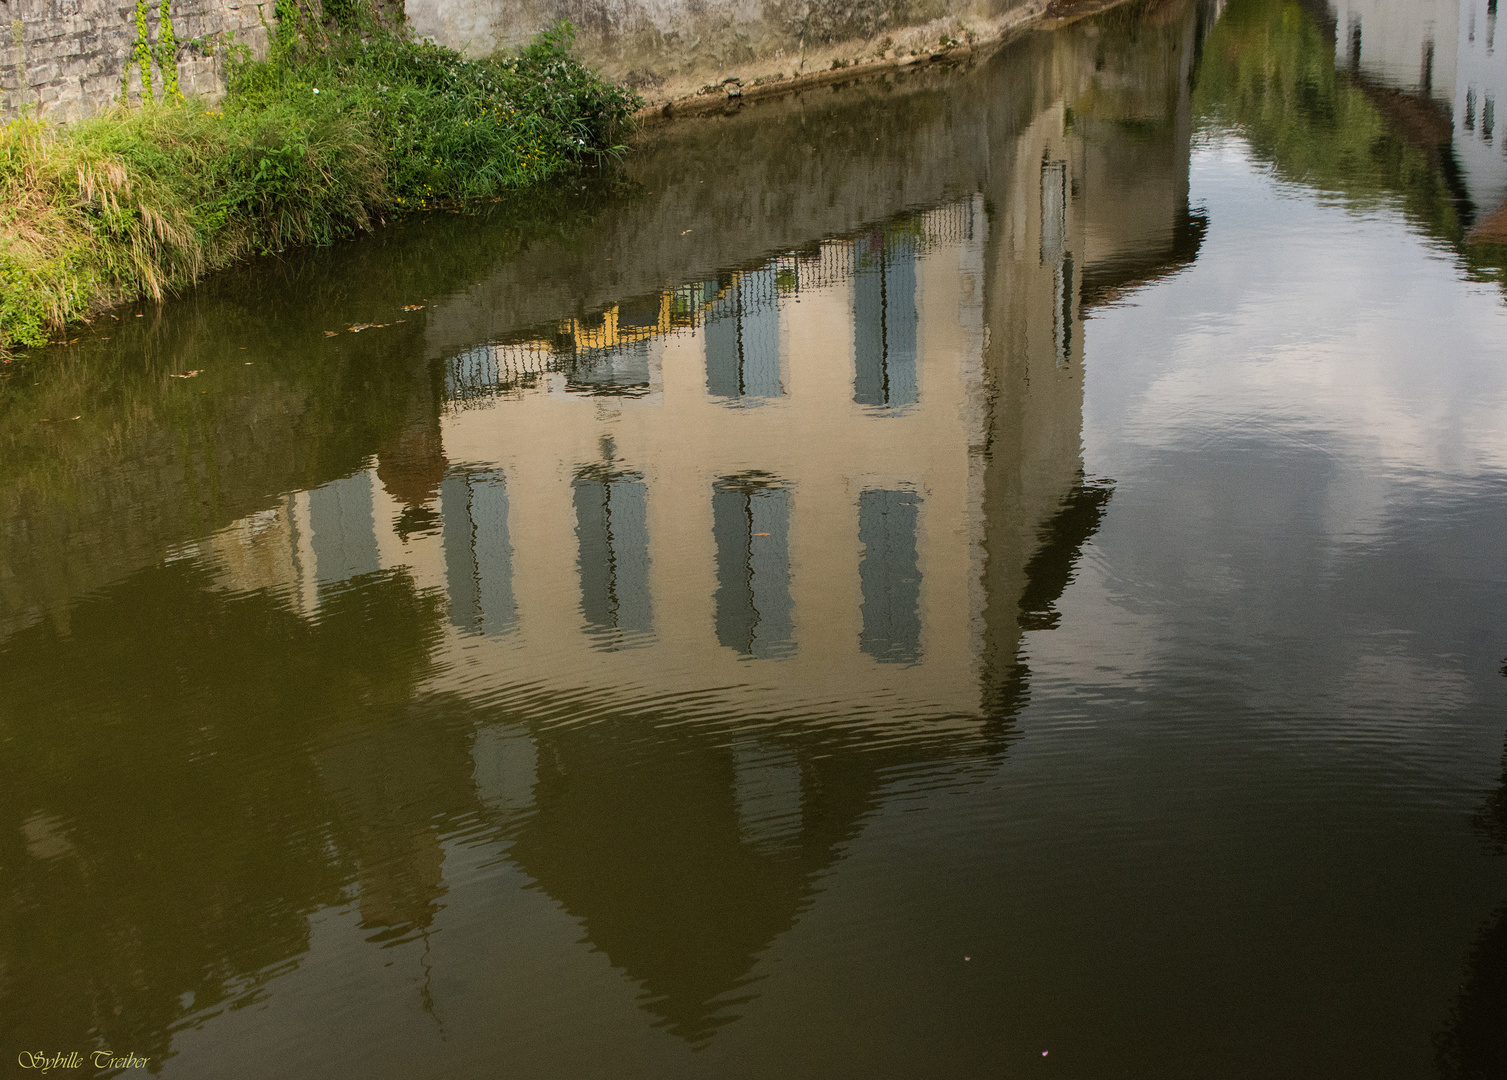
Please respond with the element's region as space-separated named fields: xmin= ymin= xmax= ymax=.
xmin=404 ymin=0 xmax=1035 ymax=88
xmin=1 ymin=0 xmax=270 ymax=121
xmin=2 ymin=0 xmax=1037 ymax=124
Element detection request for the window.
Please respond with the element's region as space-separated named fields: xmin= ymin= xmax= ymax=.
xmin=573 ymin=468 xmax=653 ymax=647
xmin=309 ymin=470 xmax=380 ymax=591
xmin=1041 ymin=159 xmax=1074 ymax=365
xmin=853 ymin=231 xmax=918 ymax=408
xmin=858 ymin=489 xmax=922 ymax=664
xmin=713 ymin=476 xmax=794 ymax=659
xmin=441 ymin=469 xmax=516 ymax=636
xmin=706 ymin=269 xmax=783 ymax=402
xmin=567 ymin=340 xmax=652 ymax=397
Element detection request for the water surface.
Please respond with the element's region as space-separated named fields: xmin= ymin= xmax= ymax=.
xmin=5 ymin=1 xmax=1507 ymax=1076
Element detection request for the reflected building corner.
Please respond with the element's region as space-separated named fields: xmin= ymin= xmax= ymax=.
xmin=974 ymin=0 xmax=1206 ymax=735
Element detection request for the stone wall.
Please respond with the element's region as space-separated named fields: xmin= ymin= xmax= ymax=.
xmin=1 ymin=0 xmax=1040 ymax=124
xmin=1 ymin=0 xmax=270 ymax=121
xmin=404 ymin=0 xmax=1035 ymax=91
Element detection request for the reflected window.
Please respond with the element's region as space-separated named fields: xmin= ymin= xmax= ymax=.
xmin=445 ymin=344 xmax=499 ymax=401
xmin=1040 ymin=159 xmax=1066 ymax=265
xmin=858 ymin=489 xmax=921 ymax=664
xmin=731 ymin=740 xmax=803 ymax=854
xmin=440 ymin=469 xmax=516 ymax=637
xmin=853 ymin=231 xmax=918 ymax=408
xmin=706 ymin=269 xmax=782 ymax=402
xmin=713 ymin=476 xmax=794 ymax=659
xmin=1041 ymin=159 xmax=1074 ymax=365
xmin=472 ymin=724 xmax=536 ymax=824
xmin=573 ymin=468 xmax=653 ymax=647
xmin=567 ymin=341 xmax=652 ymax=397
xmin=309 ymin=470 xmax=380 ymax=589
xmin=615 ymin=292 xmax=663 ymax=334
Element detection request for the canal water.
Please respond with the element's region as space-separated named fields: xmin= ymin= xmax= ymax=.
xmin=4 ymin=0 xmax=1507 ymax=1076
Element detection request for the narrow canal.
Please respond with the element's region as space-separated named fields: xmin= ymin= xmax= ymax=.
xmin=4 ymin=0 xmax=1507 ymax=1075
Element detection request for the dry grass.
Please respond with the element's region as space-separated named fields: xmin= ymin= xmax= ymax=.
xmin=0 ymin=22 xmax=638 ymax=358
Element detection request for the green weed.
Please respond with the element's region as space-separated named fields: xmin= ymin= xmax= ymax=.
xmin=0 ymin=18 xmax=640 ymax=357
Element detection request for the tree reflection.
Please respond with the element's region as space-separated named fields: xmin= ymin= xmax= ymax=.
xmin=0 ymin=564 xmax=455 ymax=1062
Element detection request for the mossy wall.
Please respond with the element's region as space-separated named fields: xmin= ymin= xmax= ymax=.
xmin=1 ymin=0 xmax=272 ymax=121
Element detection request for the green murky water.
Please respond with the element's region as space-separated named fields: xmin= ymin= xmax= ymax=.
xmin=5 ymin=0 xmax=1507 ymax=1076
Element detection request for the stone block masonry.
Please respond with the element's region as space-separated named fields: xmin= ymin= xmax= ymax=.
xmin=1 ymin=0 xmax=271 ymax=121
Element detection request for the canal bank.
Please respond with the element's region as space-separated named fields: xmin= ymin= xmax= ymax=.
xmin=0 ymin=0 xmax=1156 ymax=362
xmin=6 ymin=0 xmax=1507 ymax=1075
xmin=0 ymin=17 xmax=641 ymax=359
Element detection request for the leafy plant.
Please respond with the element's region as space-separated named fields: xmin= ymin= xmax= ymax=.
xmin=1 ymin=18 xmax=641 ymax=357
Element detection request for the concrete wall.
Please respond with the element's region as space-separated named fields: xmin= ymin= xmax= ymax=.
xmin=404 ymin=0 xmax=1036 ymax=89
xmin=3 ymin=0 xmax=1034 ymax=124
xmin=1 ymin=0 xmax=271 ymax=121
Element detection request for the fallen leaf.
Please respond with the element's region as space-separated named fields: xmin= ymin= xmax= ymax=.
xmin=754 ymin=532 xmax=770 ymax=536
xmin=170 ymin=370 xmax=203 ymax=378
xmin=402 ymin=304 xmax=425 ymax=311
xmin=324 ymin=331 xmax=339 ymax=337
xmin=682 ymin=229 xmax=693 ymax=235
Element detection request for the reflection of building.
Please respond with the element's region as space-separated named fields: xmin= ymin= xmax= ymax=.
xmin=501 ymin=719 xmax=923 ymax=1043
xmin=35 ymin=0 xmax=1218 ymax=1055
xmin=448 ymin=202 xmax=980 ymax=724
xmin=1328 ymin=0 xmax=1507 ymax=220
xmin=1330 ymin=0 xmax=1460 ymax=93
xmin=1455 ymin=0 xmax=1507 ymax=221
xmin=181 ymin=193 xmax=1069 ymax=1040
xmin=185 ymin=104 xmax=1188 ymax=1028
xmin=222 ymin=201 xmax=991 ymax=726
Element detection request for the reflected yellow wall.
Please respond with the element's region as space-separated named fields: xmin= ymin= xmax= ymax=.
xmin=432 ymin=202 xmax=991 ymax=726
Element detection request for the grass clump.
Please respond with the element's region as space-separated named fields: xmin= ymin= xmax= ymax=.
xmin=0 ymin=16 xmax=640 ymax=356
